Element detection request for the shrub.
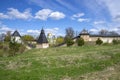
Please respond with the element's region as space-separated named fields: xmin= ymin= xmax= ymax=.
xmin=0 ymin=42 xmax=3 ymax=49
xmin=96 ymin=38 xmax=103 ymax=45
xmin=112 ymin=39 xmax=120 ymax=45
xmin=66 ymin=38 xmax=74 ymax=46
xmin=9 ymin=38 xmax=21 ymax=56
xmin=76 ymin=37 xmax=84 ymax=46
xmin=19 ymin=45 xmax=26 ymax=53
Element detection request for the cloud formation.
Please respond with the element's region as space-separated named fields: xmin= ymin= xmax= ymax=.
xmin=0 ymin=8 xmax=33 ymax=20
xmin=0 ymin=22 xmax=13 ymax=33
xmin=7 ymin=8 xmax=33 ymax=20
xmin=78 ymin=18 xmax=89 ymax=22
xmin=49 ymin=11 xmax=65 ymax=20
xmin=0 ymin=13 xmax=9 ymax=19
xmin=94 ymin=21 xmax=105 ymax=25
xmin=97 ymin=0 xmax=120 ymax=22
xmin=35 ymin=9 xmax=65 ymax=20
xmin=35 ymin=9 xmax=52 ymax=20
xmin=71 ymin=13 xmax=89 ymax=22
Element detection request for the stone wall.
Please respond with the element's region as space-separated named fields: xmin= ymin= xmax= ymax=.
xmin=80 ymin=34 xmax=120 ymax=43
xmin=36 ymin=43 xmax=49 ymax=48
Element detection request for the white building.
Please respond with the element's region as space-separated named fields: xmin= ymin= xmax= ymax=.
xmin=11 ymin=30 xmax=22 ymax=43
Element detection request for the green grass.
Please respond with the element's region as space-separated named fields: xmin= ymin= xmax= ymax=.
xmin=0 ymin=45 xmax=120 ymax=80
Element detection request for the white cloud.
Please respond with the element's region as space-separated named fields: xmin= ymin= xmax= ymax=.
xmin=94 ymin=21 xmax=105 ymax=25
xmin=0 ymin=22 xmax=13 ymax=33
xmin=49 ymin=11 xmax=65 ymax=20
xmin=27 ymin=29 xmax=40 ymax=34
xmin=0 ymin=13 xmax=9 ymax=19
xmin=56 ymin=0 xmax=78 ymax=11
xmin=89 ymin=28 xmax=99 ymax=33
xmin=71 ymin=13 xmax=89 ymax=22
xmin=53 ymin=27 xmax=59 ymax=30
xmin=71 ymin=13 xmax=85 ymax=20
xmin=78 ymin=18 xmax=89 ymax=22
xmin=35 ymin=9 xmax=65 ymax=20
xmin=35 ymin=9 xmax=52 ymax=20
xmin=113 ymin=13 xmax=120 ymax=22
xmin=7 ymin=8 xmax=33 ymax=20
xmin=0 ymin=8 xmax=33 ymax=20
xmin=97 ymin=0 xmax=120 ymax=21
xmin=73 ymin=13 xmax=84 ymax=18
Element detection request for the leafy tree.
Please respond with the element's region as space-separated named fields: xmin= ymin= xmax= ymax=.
xmin=4 ymin=31 xmax=11 ymax=42
xmin=96 ymin=38 xmax=103 ymax=45
xmin=56 ymin=36 xmax=64 ymax=44
xmin=22 ymin=35 xmax=34 ymax=41
xmin=66 ymin=38 xmax=74 ymax=46
xmin=76 ymin=37 xmax=84 ymax=46
xmin=9 ymin=38 xmax=21 ymax=56
xmin=112 ymin=39 xmax=120 ymax=45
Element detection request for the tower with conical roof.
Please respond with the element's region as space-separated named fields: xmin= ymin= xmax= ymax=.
xmin=36 ymin=28 xmax=49 ymax=48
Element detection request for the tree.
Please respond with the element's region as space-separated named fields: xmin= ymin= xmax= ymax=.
xmin=65 ymin=27 xmax=74 ymax=40
xmin=22 ymin=35 xmax=34 ymax=41
xmin=99 ymin=29 xmax=108 ymax=35
xmin=112 ymin=39 xmax=120 ymax=45
xmin=96 ymin=38 xmax=103 ymax=45
xmin=66 ymin=38 xmax=74 ymax=46
xmin=109 ymin=31 xmax=119 ymax=35
xmin=9 ymin=38 xmax=21 ymax=56
xmin=56 ymin=36 xmax=64 ymax=45
xmin=4 ymin=31 xmax=11 ymax=42
xmin=76 ymin=37 xmax=84 ymax=46
xmin=64 ymin=27 xmax=75 ymax=46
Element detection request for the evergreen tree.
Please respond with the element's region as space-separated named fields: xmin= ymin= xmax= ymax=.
xmin=9 ymin=38 xmax=21 ymax=56
xmin=66 ymin=38 xmax=74 ymax=46
xmin=77 ymin=37 xmax=84 ymax=46
xmin=96 ymin=38 xmax=103 ymax=45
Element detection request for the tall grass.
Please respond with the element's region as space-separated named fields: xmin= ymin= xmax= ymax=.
xmin=0 ymin=44 xmax=120 ymax=80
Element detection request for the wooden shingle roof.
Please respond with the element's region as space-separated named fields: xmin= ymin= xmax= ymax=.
xmin=37 ymin=29 xmax=48 ymax=44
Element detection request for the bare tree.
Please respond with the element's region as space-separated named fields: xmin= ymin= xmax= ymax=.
xmin=99 ymin=29 xmax=108 ymax=35
xmin=65 ymin=27 xmax=75 ymax=39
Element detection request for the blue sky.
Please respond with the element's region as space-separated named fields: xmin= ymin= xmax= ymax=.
xmin=0 ymin=0 xmax=120 ymax=37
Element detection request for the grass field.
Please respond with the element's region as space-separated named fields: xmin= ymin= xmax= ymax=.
xmin=0 ymin=44 xmax=120 ymax=80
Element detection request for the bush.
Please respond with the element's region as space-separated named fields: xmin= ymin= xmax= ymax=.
xmin=76 ymin=37 xmax=84 ymax=46
xmin=9 ymin=38 xmax=21 ymax=56
xmin=66 ymin=38 xmax=74 ymax=46
xmin=96 ymin=38 xmax=103 ymax=45
xmin=112 ymin=39 xmax=120 ymax=45
xmin=19 ymin=45 xmax=26 ymax=53
xmin=0 ymin=42 xmax=3 ymax=49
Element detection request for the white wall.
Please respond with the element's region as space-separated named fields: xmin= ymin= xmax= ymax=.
xmin=11 ymin=36 xmax=22 ymax=43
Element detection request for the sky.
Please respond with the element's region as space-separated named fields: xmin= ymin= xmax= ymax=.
xmin=0 ymin=0 xmax=120 ymax=37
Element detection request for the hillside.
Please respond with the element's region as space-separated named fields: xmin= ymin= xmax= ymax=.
xmin=0 ymin=44 xmax=120 ymax=80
